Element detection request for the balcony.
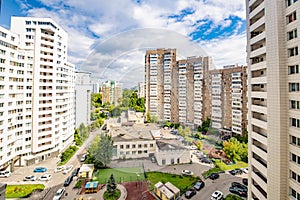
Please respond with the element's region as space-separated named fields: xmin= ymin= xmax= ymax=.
xmin=252 ymin=171 xmax=267 ymax=194
xmin=252 ymin=144 xmax=267 ymax=161
xmin=250 ymin=46 xmax=266 ymax=58
xmin=252 ymin=156 xmax=268 ymax=175
xmin=249 ymin=1 xmax=265 ymax=19
xmin=251 ymin=91 xmax=267 ymax=99
xmin=251 ymin=60 xmax=266 ymax=71
xmin=250 ymin=16 xmax=265 ymax=32
xmin=250 ymin=31 xmax=265 ymax=45
xmin=252 ymin=104 xmax=267 ymax=114
xmin=252 ymin=117 xmax=267 ymax=130
xmin=252 ymin=182 xmax=267 ymax=200
xmin=252 ymin=130 xmax=267 ymax=144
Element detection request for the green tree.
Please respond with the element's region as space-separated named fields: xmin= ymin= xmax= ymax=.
xmin=107 ymin=173 xmax=117 ymax=195
xmin=198 ymin=117 xmax=211 ymax=133
xmin=91 ymin=93 xmax=102 ymax=108
xmin=197 ymin=141 xmax=202 ymax=150
xmin=78 ymin=123 xmax=89 ymax=141
xmin=223 ymin=138 xmax=248 ymax=162
xmin=163 ymin=121 xmax=172 ymax=127
xmin=88 ymin=134 xmax=114 ymax=167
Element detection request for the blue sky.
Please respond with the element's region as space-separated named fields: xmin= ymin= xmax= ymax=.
xmin=0 ymin=0 xmax=246 ymax=87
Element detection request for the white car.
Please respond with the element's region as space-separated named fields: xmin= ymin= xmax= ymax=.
xmin=189 ymin=145 xmax=198 ymax=150
xmin=0 ymin=170 xmax=11 ymax=178
xmin=38 ymin=174 xmax=52 ymax=181
xmin=62 ymin=165 xmax=73 ymax=174
xmin=53 ymin=187 xmax=65 ymax=200
xmin=242 ymin=168 xmax=248 ymax=174
xmin=182 ymin=170 xmax=194 ymax=176
xmin=54 ymin=166 xmax=66 ymax=173
xmin=23 ymin=175 xmax=37 ymax=181
xmin=211 ymin=190 xmax=223 ymax=200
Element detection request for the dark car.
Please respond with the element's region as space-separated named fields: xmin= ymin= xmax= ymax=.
xmin=231 ymin=182 xmax=248 ymax=192
xmin=229 ymin=186 xmax=247 ymax=197
xmin=72 ymin=168 xmax=80 ymax=177
xmin=242 ymin=178 xmax=248 ymax=186
xmin=229 ymin=168 xmax=243 ymax=175
xmin=184 ymin=189 xmax=196 ymax=199
xmin=201 ymin=157 xmax=212 ymax=164
xmin=193 ymin=181 xmax=205 ymax=191
xmin=63 ymin=175 xmax=73 ymax=187
xmin=209 ymin=173 xmax=220 ymax=180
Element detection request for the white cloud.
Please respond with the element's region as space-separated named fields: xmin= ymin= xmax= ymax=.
xmin=19 ymin=0 xmax=246 ymax=86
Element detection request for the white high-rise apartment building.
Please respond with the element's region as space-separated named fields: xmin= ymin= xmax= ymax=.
xmin=75 ymin=71 xmax=92 ymax=128
xmin=0 ymin=17 xmax=75 ymax=170
xmin=246 ymin=0 xmax=300 ymax=199
xmin=211 ymin=73 xmax=223 ymax=129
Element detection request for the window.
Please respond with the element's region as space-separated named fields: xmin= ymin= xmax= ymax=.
xmin=150 ymin=144 xmax=154 ymax=148
xmin=289 ymin=83 xmax=300 ymax=91
xmin=144 ymin=144 xmax=147 ymax=148
xmin=291 ymin=135 xmax=297 ymax=144
xmin=287 ymin=11 xmax=297 ymax=24
xmin=138 ymin=144 xmax=142 ymax=148
xmin=132 ymin=144 xmax=136 ymax=148
xmin=291 ymin=153 xmax=297 ymax=162
xmin=289 ymin=65 xmax=299 ymax=74
xmin=290 ymin=100 xmax=300 ymax=109
xmin=290 ymin=118 xmax=300 ymax=128
xmin=288 ymin=29 xmax=298 ymax=40
xmin=120 ymin=145 xmax=124 ymax=149
xmin=288 ymin=46 xmax=299 ymax=57
xmin=126 ymin=145 xmax=130 ymax=149
xmin=162 ymin=159 xmax=166 ymax=165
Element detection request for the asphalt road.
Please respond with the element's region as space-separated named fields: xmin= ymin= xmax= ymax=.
xmin=32 ymin=130 xmax=101 ymax=200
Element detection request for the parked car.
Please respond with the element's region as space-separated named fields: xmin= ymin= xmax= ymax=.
xmin=64 ymin=175 xmax=73 ymax=187
xmin=151 ymin=156 xmax=156 ymax=163
xmin=182 ymin=170 xmax=194 ymax=176
xmin=229 ymin=168 xmax=243 ymax=175
xmin=63 ymin=165 xmax=73 ymax=174
xmin=80 ymin=154 xmax=87 ymax=162
xmin=0 ymin=170 xmax=11 ymax=178
xmin=211 ymin=190 xmax=223 ymax=200
xmin=33 ymin=167 xmax=47 ymax=173
xmin=184 ymin=188 xmax=196 ymax=199
xmin=201 ymin=157 xmax=212 ymax=164
xmin=54 ymin=166 xmax=66 ymax=173
xmin=208 ymin=173 xmax=220 ymax=180
xmin=229 ymin=186 xmax=247 ymax=197
xmin=242 ymin=168 xmax=248 ymax=174
xmin=242 ymin=178 xmax=248 ymax=186
xmin=72 ymin=168 xmax=80 ymax=177
xmin=38 ymin=174 xmax=52 ymax=181
xmin=193 ymin=181 xmax=205 ymax=191
xmin=53 ymin=187 xmax=65 ymax=200
xmin=231 ymin=182 xmax=247 ymax=192
xmin=189 ymin=145 xmax=198 ymax=150
xmin=23 ymin=175 xmax=37 ymax=181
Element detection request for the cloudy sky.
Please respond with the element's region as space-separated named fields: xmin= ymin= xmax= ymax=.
xmin=1 ymin=0 xmax=246 ymax=88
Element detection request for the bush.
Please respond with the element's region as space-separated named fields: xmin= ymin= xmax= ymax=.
xmin=74 ymin=180 xmax=83 ymax=188
xmin=225 ymin=194 xmax=243 ymax=200
xmin=58 ymin=146 xmax=78 ymax=166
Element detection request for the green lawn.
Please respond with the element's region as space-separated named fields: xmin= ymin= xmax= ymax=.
xmin=202 ymin=159 xmax=248 ymax=178
xmin=93 ymin=167 xmax=145 ymax=184
xmin=146 ymin=172 xmax=198 ymax=193
xmin=225 ymin=194 xmax=244 ymax=200
xmin=6 ymin=184 xmax=45 ymax=198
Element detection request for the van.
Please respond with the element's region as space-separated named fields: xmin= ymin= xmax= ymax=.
xmin=0 ymin=171 xmax=11 ymax=178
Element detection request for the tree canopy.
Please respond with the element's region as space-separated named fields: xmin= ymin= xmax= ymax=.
xmin=223 ymin=137 xmax=248 ymax=162
xmin=88 ymin=134 xmax=114 ymax=167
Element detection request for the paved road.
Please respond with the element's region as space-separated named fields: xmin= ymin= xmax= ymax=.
xmin=42 ymin=129 xmax=102 ymax=200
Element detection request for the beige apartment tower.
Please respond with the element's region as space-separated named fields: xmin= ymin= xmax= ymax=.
xmin=246 ymin=0 xmax=300 ymax=199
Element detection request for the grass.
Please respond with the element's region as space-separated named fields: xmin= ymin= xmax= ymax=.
xmin=93 ymin=167 xmax=145 ymax=184
xmin=58 ymin=146 xmax=78 ymax=166
xmin=103 ymin=189 xmax=121 ymax=200
xmin=74 ymin=180 xmax=83 ymax=188
xmin=202 ymin=159 xmax=248 ymax=178
xmin=146 ymin=172 xmax=198 ymax=193
xmin=214 ymin=159 xmax=248 ymax=171
xmin=6 ymin=184 xmax=45 ymax=198
xmin=225 ymin=194 xmax=243 ymax=200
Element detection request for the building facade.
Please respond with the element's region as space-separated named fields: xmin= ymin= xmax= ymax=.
xmin=138 ymin=82 xmax=145 ymax=98
xmin=75 ymin=71 xmax=92 ymax=128
xmin=0 ymin=17 xmax=75 ymax=170
xmin=101 ymin=80 xmax=122 ymax=105
xmin=145 ymin=48 xmax=177 ymax=122
xmin=246 ymin=0 xmax=299 ymax=199
xmin=203 ymin=65 xmax=248 ymax=135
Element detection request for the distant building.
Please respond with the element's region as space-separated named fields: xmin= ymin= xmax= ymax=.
xmin=203 ymin=65 xmax=248 ymax=135
xmin=138 ymin=82 xmax=145 ymax=98
xmin=155 ymin=140 xmax=190 ymax=165
xmin=102 ymin=80 xmax=122 ymax=105
xmin=75 ymin=71 xmax=93 ymax=127
xmin=79 ymin=164 xmax=94 ymax=180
